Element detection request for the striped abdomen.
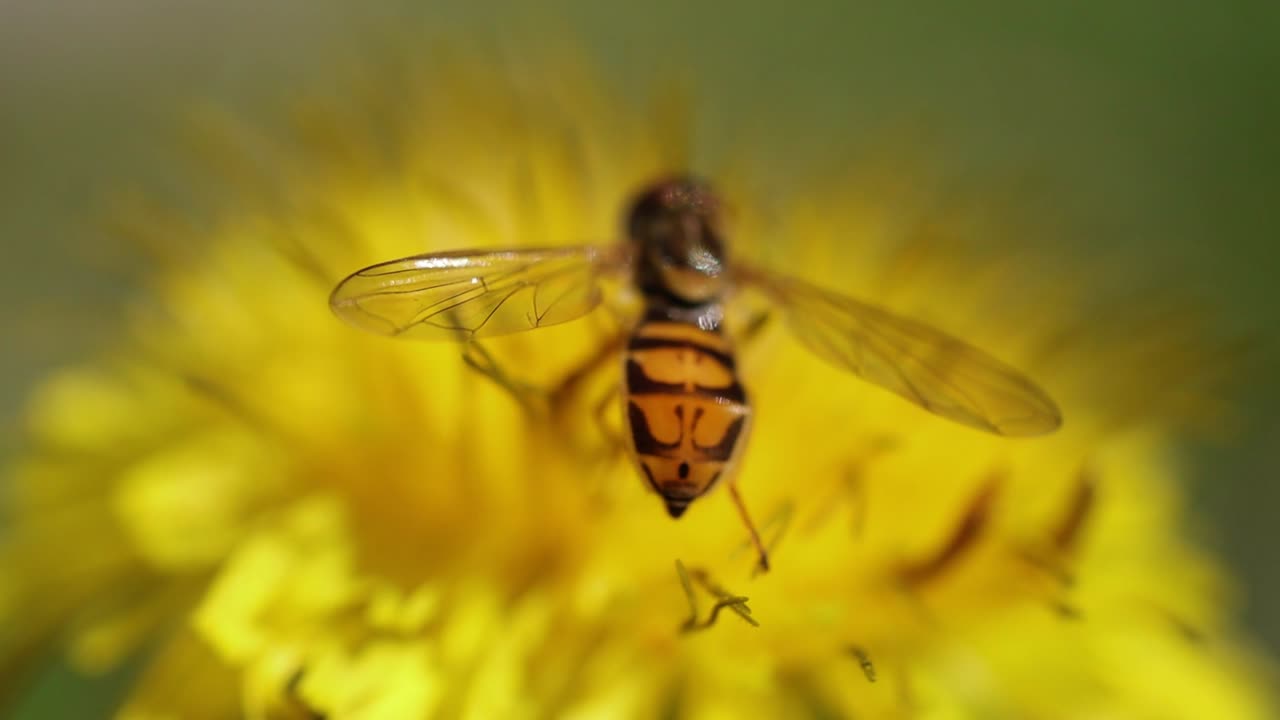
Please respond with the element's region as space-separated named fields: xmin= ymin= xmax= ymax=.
xmin=623 ymin=309 xmax=751 ymax=518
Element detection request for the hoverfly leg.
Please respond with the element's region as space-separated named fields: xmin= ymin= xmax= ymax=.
xmin=547 ymin=331 xmax=629 ymax=415
xmin=591 ymin=385 xmax=628 ymax=456
xmin=461 ymin=341 xmax=546 ymax=416
xmin=727 ymin=481 xmax=770 ymax=574
xmin=739 ymin=309 xmax=774 ymax=348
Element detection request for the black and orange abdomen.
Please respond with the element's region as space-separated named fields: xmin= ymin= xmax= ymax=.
xmin=623 ymin=311 xmax=751 ymax=518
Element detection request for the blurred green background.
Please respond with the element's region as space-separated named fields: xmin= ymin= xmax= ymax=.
xmin=2 ymin=0 xmax=1277 ymax=714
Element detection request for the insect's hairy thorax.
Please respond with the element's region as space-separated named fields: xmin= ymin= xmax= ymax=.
xmin=622 ymin=298 xmax=752 ymax=519
xmin=627 ymin=178 xmax=729 ymax=306
xmin=632 ymin=241 xmax=728 ymax=307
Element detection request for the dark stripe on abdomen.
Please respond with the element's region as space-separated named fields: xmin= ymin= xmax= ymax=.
xmin=627 ymin=336 xmax=735 ymax=371
xmin=628 ymin=401 xmax=682 ymax=456
xmin=626 ymin=359 xmax=683 ymax=395
xmin=626 ymin=359 xmax=747 ymax=404
xmin=628 ymin=400 xmax=748 ymax=463
xmin=691 ymin=413 xmax=747 ymax=462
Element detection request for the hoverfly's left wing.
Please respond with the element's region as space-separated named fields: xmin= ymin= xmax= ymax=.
xmin=737 ymin=264 xmax=1062 ymax=436
xmin=330 ymin=245 xmax=626 ymax=340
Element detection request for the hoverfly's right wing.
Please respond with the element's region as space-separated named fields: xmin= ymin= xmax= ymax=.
xmin=736 ymin=264 xmax=1062 ymax=436
xmin=330 ymin=245 xmax=627 ymax=341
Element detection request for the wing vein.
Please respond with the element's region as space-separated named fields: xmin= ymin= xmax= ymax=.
xmin=329 ymin=245 xmax=616 ymax=341
xmin=743 ymin=268 xmax=1058 ymax=436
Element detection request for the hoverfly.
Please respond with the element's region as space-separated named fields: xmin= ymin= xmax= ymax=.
xmin=330 ymin=177 xmax=1061 ymax=571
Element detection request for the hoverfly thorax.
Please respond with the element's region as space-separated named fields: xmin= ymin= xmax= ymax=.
xmin=627 ymin=177 xmax=728 ymax=305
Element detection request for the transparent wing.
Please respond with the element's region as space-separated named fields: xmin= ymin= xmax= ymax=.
xmin=330 ymin=245 xmax=624 ymax=340
xmin=739 ymin=265 xmax=1062 ymax=436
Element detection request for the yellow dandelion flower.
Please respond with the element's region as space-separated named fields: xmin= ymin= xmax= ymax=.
xmin=3 ymin=50 xmax=1276 ymax=719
